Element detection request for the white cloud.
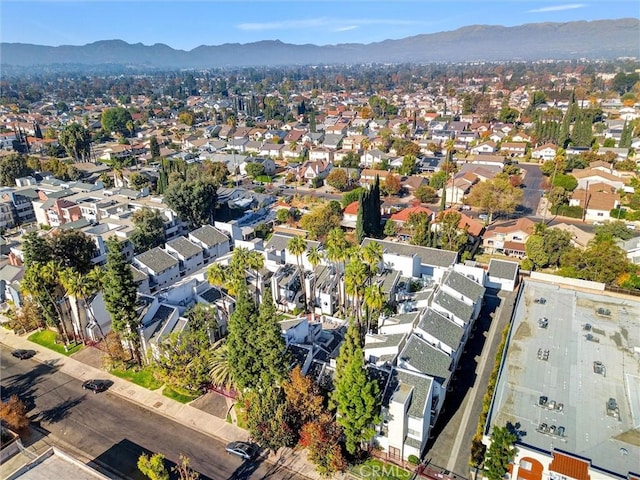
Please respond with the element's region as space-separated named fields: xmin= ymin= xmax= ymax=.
xmin=237 ymin=17 xmax=426 ymax=32
xmin=334 ymin=26 xmax=359 ymax=32
xmin=527 ymin=3 xmax=586 ymax=13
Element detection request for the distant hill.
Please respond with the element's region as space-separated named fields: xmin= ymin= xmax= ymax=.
xmin=1 ymin=18 xmax=638 ymax=68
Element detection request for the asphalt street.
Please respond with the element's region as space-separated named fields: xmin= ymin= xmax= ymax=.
xmin=0 ymin=349 xmax=305 ymax=480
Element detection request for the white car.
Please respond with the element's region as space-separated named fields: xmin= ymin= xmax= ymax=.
xmin=225 ymin=441 xmax=259 ymax=460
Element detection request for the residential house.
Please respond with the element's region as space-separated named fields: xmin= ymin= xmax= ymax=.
xmin=549 ymin=223 xmax=594 ymax=250
xmin=322 ymin=134 xmax=344 ymax=150
xmin=298 ymin=160 xmax=332 ymax=185
xmin=569 ymin=183 xmax=620 ymax=222
xmin=531 ymin=143 xmax=558 ymax=162
xmin=271 ymin=263 xmax=304 ymax=312
xmin=469 ymin=154 xmax=505 ymax=169
xmin=571 ymin=168 xmax=626 ymax=191
xmin=433 ymin=208 xmax=484 ymax=240
xmin=500 ymin=142 xmax=527 ymax=157
xmin=482 ymin=217 xmax=536 ymax=257
xmin=165 ymin=236 xmax=204 ymax=278
xmin=341 ymin=201 xmax=359 ymax=229
xmin=617 ymin=236 xmax=640 ymax=265
xmin=485 ymin=259 xmax=519 ymax=291
xmin=361 ymin=149 xmax=392 ymax=168
xmin=308 ymin=147 xmax=334 ymax=164
xmin=389 ymin=206 xmax=434 ymax=228
xmin=360 ymin=169 xmax=390 ymax=185
xmin=439 ymin=173 xmax=479 ymax=205
xmin=470 ymin=141 xmax=497 ymax=155
xmin=133 ymin=247 xmax=181 ymax=292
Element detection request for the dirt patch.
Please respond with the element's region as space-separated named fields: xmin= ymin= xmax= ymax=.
xmin=614 ymin=429 xmax=640 ymax=447
xmin=512 ymin=322 xmax=532 ymax=342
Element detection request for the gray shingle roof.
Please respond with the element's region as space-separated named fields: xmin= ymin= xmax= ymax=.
xmin=361 ymin=238 xmax=457 ymax=268
xmin=443 ymin=270 xmax=485 ymax=303
xmin=265 ymin=233 xmax=320 ymax=253
xmin=189 ymin=224 xmax=229 ymax=247
xmin=399 ymin=334 xmax=451 ymax=383
xmin=488 ymin=259 xmax=519 ymax=280
xmin=433 ymin=289 xmax=474 ymax=323
xmin=166 ymin=236 xmax=203 ymax=259
xmin=386 ymin=368 xmax=433 ymax=418
xmin=135 ymin=247 xmax=179 ymax=273
xmin=365 ymin=333 xmax=407 ymax=351
xmin=417 ymin=308 xmax=464 ymax=352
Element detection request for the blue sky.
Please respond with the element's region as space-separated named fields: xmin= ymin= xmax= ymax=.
xmin=1 ymin=1 xmax=637 ymax=50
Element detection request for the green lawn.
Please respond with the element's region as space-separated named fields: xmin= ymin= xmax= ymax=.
xmin=162 ymin=386 xmax=199 ymax=404
xmin=349 ymin=459 xmax=412 ymax=480
xmin=28 ymin=329 xmax=83 ymax=356
xmin=110 ymin=366 xmax=163 ymax=390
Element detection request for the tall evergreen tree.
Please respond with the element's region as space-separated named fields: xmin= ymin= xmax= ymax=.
xmin=331 ymin=323 xmax=381 ymax=455
xmin=103 ymin=237 xmax=142 ymax=365
xmin=355 ymin=199 xmax=365 ymax=244
xmin=619 ymin=120 xmax=632 ymax=149
xmin=149 ymin=135 xmax=161 ymax=159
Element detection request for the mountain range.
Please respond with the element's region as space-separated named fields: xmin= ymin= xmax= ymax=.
xmin=1 ymin=18 xmax=638 ymax=68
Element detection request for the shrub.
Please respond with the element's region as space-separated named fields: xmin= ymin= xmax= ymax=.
xmin=407 ymin=454 xmax=420 ymax=465
xmin=0 ymin=395 xmax=29 ymax=431
xmin=551 ymin=204 xmax=583 ymax=218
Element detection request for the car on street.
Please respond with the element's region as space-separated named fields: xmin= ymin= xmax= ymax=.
xmin=82 ymin=380 xmax=109 ymax=393
xmin=225 ymin=441 xmax=259 ymax=460
xmin=11 ymin=349 xmax=36 ymax=360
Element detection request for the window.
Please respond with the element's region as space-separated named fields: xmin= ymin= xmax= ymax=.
xmin=597 ymin=212 xmax=604 ymax=216
xmin=519 ymin=460 xmax=532 ymax=470
xmin=389 ymin=447 xmax=401 ymax=459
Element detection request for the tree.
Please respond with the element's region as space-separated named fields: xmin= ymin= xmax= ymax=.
xmin=383 ymin=219 xmax=397 ymax=237
xmin=300 ymin=413 xmax=347 ymax=477
xmin=437 ymin=211 xmax=467 ymax=251
xmin=245 ymin=162 xmax=266 ymax=179
xmin=355 ymin=200 xmax=365 ymax=244
xmin=22 ymin=232 xmax=52 ymax=266
xmin=172 ymin=455 xmax=200 ymax=480
xmin=414 ymin=184 xmax=437 ymax=204
xmin=399 ymin=154 xmax=416 ymax=176
xmin=101 ymin=107 xmax=133 ymax=136
xmin=130 ymin=207 xmax=166 ymax=254
xmin=466 ymin=176 xmax=523 ymax=223
xmin=209 ymin=340 xmax=234 ymax=390
xmin=326 ymin=168 xmax=348 ymax=191
xmin=149 ymin=135 xmax=160 ymax=159
xmin=383 ymin=174 xmax=401 ymax=196
xmin=340 ymin=151 xmax=360 ymax=168
xmin=0 ymin=395 xmax=29 ymax=431
xmin=364 ymin=283 xmax=384 ymax=334
xmin=49 ymin=229 xmax=98 ymax=275
xmin=484 ymin=425 xmax=518 ymax=480
xmin=137 ymin=453 xmax=169 ymax=480
xmin=525 ymin=234 xmax=548 ymax=269
xmin=103 ymin=237 xmax=142 ymax=365
xmin=342 ymin=187 xmax=365 ymax=208
xmin=408 ymin=212 xmax=435 ymax=247
xmin=0 ymin=153 xmax=33 ymax=186
xmin=429 ymin=170 xmax=448 ymax=190
xmin=553 ymin=173 xmax=578 ymax=191
xmin=559 ymin=237 xmax=629 ymax=285
xmin=344 ymin=254 xmax=368 ymax=330
xmin=283 ymin=366 xmax=324 ymax=432
xmin=331 ymin=323 xmax=381 ymax=455
xmin=164 ymin=177 xmax=218 ymax=229
xmin=595 ymin=220 xmax=636 ymax=241
xmin=299 ymin=203 xmax=342 ymax=241
xmin=58 ymin=123 xmax=91 ymax=162
xmin=129 ymin=172 xmax=149 ymax=190
xmin=244 ymin=385 xmax=296 ymax=453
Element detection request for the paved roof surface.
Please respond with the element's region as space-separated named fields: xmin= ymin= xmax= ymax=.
xmin=361 ymin=238 xmax=457 ymax=268
xmin=488 ymin=280 xmax=640 ymax=477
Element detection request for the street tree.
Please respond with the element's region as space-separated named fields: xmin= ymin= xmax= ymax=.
xmin=331 ymin=323 xmax=381 ymax=455
xmin=49 ymin=229 xmax=98 ymax=275
xmin=326 ymin=168 xmax=348 ymax=191
xmin=300 ymin=413 xmax=347 ymax=477
xmin=209 ymin=340 xmax=234 ymax=390
xmin=466 ymin=175 xmax=523 ymax=223
xmin=283 ymin=366 xmax=324 ymax=432
xmin=0 ymin=395 xmax=29 ymax=431
xmin=137 ymin=453 xmax=169 ymax=480
xmin=244 ymin=385 xmax=296 ymax=453
xmin=103 ymin=237 xmax=142 ymax=365
xmin=414 ymin=184 xmax=437 ymax=204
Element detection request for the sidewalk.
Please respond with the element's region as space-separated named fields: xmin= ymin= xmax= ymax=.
xmin=0 ymin=328 xmax=339 ymax=480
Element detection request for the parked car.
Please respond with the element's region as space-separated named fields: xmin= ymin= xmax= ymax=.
xmin=11 ymin=349 xmax=36 ymax=360
xmin=478 ymin=213 xmax=489 ymax=221
xmin=82 ymin=380 xmax=109 ymax=394
xmin=225 ymin=441 xmax=259 ymax=460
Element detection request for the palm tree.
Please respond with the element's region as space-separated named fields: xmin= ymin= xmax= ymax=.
xmin=344 ymin=254 xmax=368 ymax=334
xmin=209 ymin=340 xmax=235 ymax=391
xmin=23 ymin=262 xmax=72 ymax=345
xmin=246 ymin=250 xmax=265 ymax=305
xmin=306 ymin=246 xmax=323 ymax=314
xmin=325 ymin=228 xmax=351 ymax=315
xmin=59 ymin=268 xmax=87 ymax=343
xmin=361 ymin=241 xmax=383 ymax=283
xmin=364 ymin=283 xmax=384 ymax=335
xmin=287 ymin=235 xmax=308 ymax=311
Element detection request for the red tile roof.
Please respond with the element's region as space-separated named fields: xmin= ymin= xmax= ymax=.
xmin=549 ymin=451 xmax=591 ymax=480
xmin=390 ymin=205 xmax=433 ymax=223
xmin=344 ymin=201 xmax=360 ymax=215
